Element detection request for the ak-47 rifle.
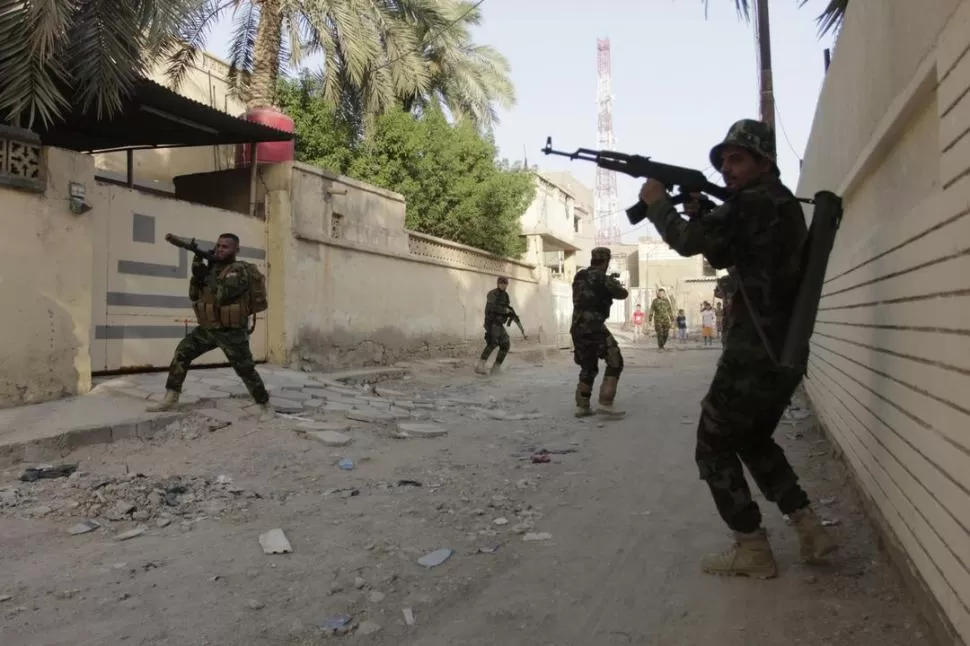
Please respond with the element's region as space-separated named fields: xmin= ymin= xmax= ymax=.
xmin=540 ymin=137 xmax=844 ymax=371
xmin=541 ymin=137 xmax=732 ymax=224
xmin=165 ymin=233 xmax=217 ymax=263
xmin=505 ymin=307 xmax=528 ymax=340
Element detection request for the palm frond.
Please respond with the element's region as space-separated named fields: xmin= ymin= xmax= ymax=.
xmin=163 ymin=0 xmax=231 ymax=92
xmin=226 ymin=1 xmax=260 ymax=96
xmin=702 ymin=0 xmax=848 ymax=36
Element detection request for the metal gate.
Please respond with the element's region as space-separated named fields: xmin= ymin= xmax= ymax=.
xmin=90 ymin=184 xmax=268 ymax=372
xmin=550 ymin=279 xmax=573 ymax=348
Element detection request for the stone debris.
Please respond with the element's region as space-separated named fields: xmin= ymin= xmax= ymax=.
xmin=115 ymin=525 xmax=147 ymax=541
xmin=396 ymin=422 xmax=447 ymax=438
xmin=258 ymin=528 xmax=293 ymax=554
xmin=418 ymin=548 xmax=454 ymax=568
xmin=403 ymin=607 xmax=415 ymax=625
xmin=0 ymin=472 xmax=253 ymax=523
xmin=310 ymin=431 xmax=352 ymax=447
xmin=357 ymin=620 xmax=382 ymax=635
xmin=67 ymin=519 xmax=101 ymax=535
xmin=522 ymin=532 xmax=552 ymax=542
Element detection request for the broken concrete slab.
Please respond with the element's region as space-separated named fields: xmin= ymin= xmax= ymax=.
xmin=270 ymin=399 xmax=305 ymax=414
xmin=306 ymin=431 xmax=352 ymax=447
xmin=396 ymin=423 xmax=447 ymax=438
xmin=296 ymin=421 xmax=353 ymax=433
xmin=196 ymin=408 xmax=241 ymax=425
xmin=258 ymin=528 xmax=292 ymax=554
xmin=346 ymin=410 xmax=401 ymax=424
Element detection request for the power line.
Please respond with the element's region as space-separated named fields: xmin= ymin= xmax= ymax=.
xmin=774 ymin=103 xmax=803 ymax=166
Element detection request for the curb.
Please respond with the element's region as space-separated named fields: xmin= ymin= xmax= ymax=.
xmin=0 ymin=412 xmax=186 ymax=469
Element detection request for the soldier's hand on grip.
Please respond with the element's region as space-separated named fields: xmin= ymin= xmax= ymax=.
xmin=191 ymin=257 xmax=208 ymax=280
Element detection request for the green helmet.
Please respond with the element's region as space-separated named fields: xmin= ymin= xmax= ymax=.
xmin=591 ymin=247 xmax=611 ymax=264
xmin=709 ymin=119 xmax=777 ymax=170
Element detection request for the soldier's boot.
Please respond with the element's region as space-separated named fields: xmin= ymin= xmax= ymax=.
xmin=257 ymin=403 xmax=275 ymax=423
xmin=790 ymin=507 xmax=837 ymax=564
xmin=574 ymin=383 xmax=594 ymax=418
xmin=474 ymin=359 xmax=488 ymax=375
xmin=146 ymin=390 xmax=180 ymax=412
xmin=700 ymin=528 xmax=778 ymax=579
xmin=489 ymin=361 xmax=503 ymax=376
xmin=596 ymin=376 xmax=626 ymax=419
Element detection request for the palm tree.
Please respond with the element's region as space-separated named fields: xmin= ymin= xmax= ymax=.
xmin=399 ymin=0 xmax=515 ymax=132
xmin=172 ymin=0 xmax=453 ymax=114
xmin=0 ymin=0 xmax=202 ymax=128
xmin=706 ymin=0 xmax=848 ymax=36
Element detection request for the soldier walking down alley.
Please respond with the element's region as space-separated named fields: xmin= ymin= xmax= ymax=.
xmin=571 ymin=247 xmax=629 ymax=419
xmin=637 ymin=119 xmax=835 ymax=579
xmin=475 ymin=276 xmax=516 ymax=376
xmin=148 ymin=233 xmax=274 ymax=421
xmin=648 ymin=288 xmax=674 ymax=350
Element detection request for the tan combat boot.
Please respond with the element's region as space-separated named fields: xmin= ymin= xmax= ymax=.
xmin=790 ymin=507 xmax=837 ymax=564
xmin=474 ymin=359 xmax=487 ymax=375
xmin=596 ymin=376 xmax=626 ymax=419
xmin=574 ymin=383 xmax=594 ymax=418
xmin=700 ymin=527 xmax=778 ymax=579
xmin=257 ymin=403 xmax=275 ymax=423
xmin=146 ymin=390 xmax=180 ymax=412
xmin=489 ymin=361 xmax=503 ymax=376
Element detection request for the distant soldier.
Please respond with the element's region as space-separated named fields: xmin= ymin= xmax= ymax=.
xmin=148 ymin=233 xmax=273 ymax=420
xmin=648 ymin=288 xmax=674 ymax=350
xmin=475 ymin=276 xmax=516 ymax=376
xmin=570 ymin=247 xmax=628 ymax=418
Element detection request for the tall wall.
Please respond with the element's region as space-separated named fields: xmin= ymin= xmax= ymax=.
xmin=265 ymin=163 xmax=556 ymax=369
xmin=0 ymin=140 xmax=95 ymax=407
xmin=797 ymin=1 xmax=970 ymax=643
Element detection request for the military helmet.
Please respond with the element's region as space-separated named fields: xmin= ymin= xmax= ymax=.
xmin=590 ymin=247 xmax=611 ymax=264
xmin=709 ymin=119 xmax=777 ymax=170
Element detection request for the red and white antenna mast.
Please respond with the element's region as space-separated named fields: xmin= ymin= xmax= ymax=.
xmin=594 ymin=38 xmax=620 ymax=246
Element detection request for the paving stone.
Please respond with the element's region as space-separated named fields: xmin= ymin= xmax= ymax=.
xmin=296 ymin=420 xmax=352 ymax=433
xmin=270 ymin=398 xmax=304 ymax=414
xmin=324 ymin=402 xmax=355 ymax=412
xmin=303 ymin=388 xmax=331 ymax=398
xmin=345 ymin=410 xmax=399 ymax=424
xmin=277 ymin=389 xmax=312 ymax=401
xmin=305 ymin=430 xmax=352 ymax=447
xmin=303 ymin=398 xmax=325 ymax=409
xmin=375 ymin=387 xmax=407 ymax=398
xmin=200 ymin=378 xmax=232 ymax=387
xmin=396 ymin=422 xmax=447 ymax=438
xmin=216 ymin=385 xmax=252 ymax=398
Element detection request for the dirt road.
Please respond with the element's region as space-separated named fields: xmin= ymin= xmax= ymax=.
xmin=0 ymin=347 xmax=932 ymax=646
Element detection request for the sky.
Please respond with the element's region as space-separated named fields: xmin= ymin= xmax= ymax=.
xmin=206 ymin=0 xmax=836 ymax=244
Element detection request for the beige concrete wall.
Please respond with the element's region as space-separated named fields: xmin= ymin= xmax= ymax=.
xmin=0 ymin=147 xmax=95 ymax=407
xmin=265 ymin=162 xmax=555 ymax=369
xmin=797 ymin=1 xmax=970 ymax=642
xmin=93 ymin=52 xmax=245 ymax=187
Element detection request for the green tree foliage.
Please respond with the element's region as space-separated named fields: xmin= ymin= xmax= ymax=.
xmin=349 ymin=107 xmax=532 ymax=257
xmin=276 ymin=78 xmax=533 ymax=258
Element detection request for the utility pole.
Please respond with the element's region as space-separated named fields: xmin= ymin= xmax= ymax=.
xmin=754 ymin=0 xmax=777 ymax=151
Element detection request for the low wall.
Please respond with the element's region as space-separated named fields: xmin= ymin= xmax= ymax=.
xmin=265 ymin=163 xmax=555 ymax=369
xmin=0 ymin=139 xmax=95 ymax=407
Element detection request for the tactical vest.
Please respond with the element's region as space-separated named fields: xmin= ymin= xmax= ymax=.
xmin=192 ymin=262 xmax=267 ymax=329
xmin=573 ymin=269 xmax=613 ymax=318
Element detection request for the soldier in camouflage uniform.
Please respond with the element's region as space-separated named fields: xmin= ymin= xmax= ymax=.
xmin=714 ymin=269 xmax=738 ymax=347
xmin=648 ymin=288 xmax=674 ymax=350
xmin=638 ymin=119 xmax=834 ymax=579
xmin=148 ymin=233 xmax=273 ymax=420
xmin=570 ymin=247 xmax=629 ymax=418
xmin=475 ymin=276 xmax=515 ymax=375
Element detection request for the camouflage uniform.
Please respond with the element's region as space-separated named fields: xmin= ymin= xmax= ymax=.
xmin=570 ymin=247 xmax=629 ymax=417
xmin=477 ymin=283 xmax=512 ymax=374
xmin=643 ymin=119 xmax=833 ymax=577
xmin=152 ymin=256 xmax=269 ymax=409
xmin=714 ymin=269 xmax=738 ymax=346
xmin=648 ymin=295 xmax=674 ymax=349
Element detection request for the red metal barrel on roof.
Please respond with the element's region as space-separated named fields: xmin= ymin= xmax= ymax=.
xmin=235 ymin=107 xmax=295 ymax=166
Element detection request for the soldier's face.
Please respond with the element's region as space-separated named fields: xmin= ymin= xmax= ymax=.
xmin=215 ymin=237 xmax=238 ymax=261
xmin=498 ymin=282 xmax=508 ymax=291
xmin=719 ymin=145 xmax=772 ymax=190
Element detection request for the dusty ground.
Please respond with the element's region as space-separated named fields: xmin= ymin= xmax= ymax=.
xmin=0 ymin=347 xmax=934 ymax=646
